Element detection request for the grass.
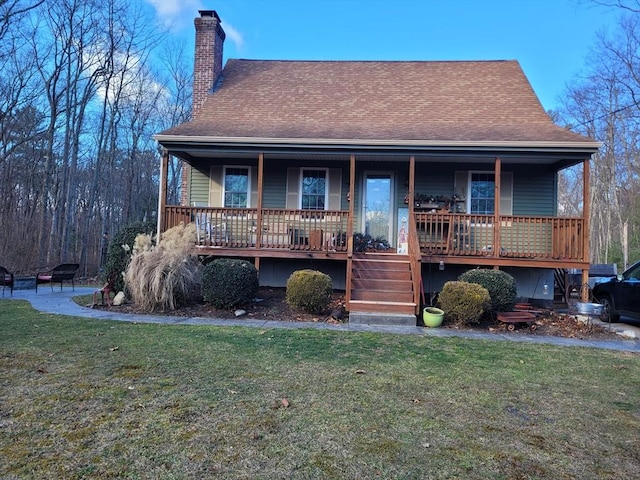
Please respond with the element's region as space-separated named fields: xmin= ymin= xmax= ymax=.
xmin=1 ymin=299 xmax=639 ymax=479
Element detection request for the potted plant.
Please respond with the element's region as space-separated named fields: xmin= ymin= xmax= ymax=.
xmin=422 ymin=306 xmax=444 ymax=327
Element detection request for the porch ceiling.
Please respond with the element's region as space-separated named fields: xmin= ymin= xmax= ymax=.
xmin=159 ymin=140 xmax=597 ymax=170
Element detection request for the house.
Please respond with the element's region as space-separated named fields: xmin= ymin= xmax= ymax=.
xmin=154 ymin=10 xmax=600 ymax=324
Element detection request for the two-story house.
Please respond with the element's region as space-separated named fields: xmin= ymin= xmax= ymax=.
xmin=154 ymin=10 xmax=600 ymax=324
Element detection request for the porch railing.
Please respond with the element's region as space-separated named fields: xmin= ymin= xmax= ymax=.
xmin=163 ymin=206 xmax=584 ymax=261
xmin=164 ymin=206 xmax=349 ymax=252
xmin=414 ymin=212 xmax=585 ymax=261
xmin=408 ymin=216 xmax=423 ymax=312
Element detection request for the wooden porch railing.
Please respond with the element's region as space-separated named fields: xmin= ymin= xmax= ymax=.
xmin=414 ymin=212 xmax=585 ymax=261
xmin=407 ymin=215 xmax=423 ymax=313
xmin=163 ymin=206 xmax=584 ymax=262
xmin=164 ymin=206 xmax=349 ymax=252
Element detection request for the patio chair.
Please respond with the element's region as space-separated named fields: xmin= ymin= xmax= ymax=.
xmin=36 ymin=263 xmax=80 ymax=292
xmin=195 ymin=212 xmax=227 ymax=245
xmin=0 ymin=266 xmax=14 ymax=297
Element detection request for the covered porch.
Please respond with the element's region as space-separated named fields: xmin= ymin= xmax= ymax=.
xmin=157 ymin=151 xmax=592 ymax=315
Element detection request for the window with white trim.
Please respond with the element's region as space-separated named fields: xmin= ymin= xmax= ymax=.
xmin=470 ymin=172 xmax=495 ymax=214
xmin=223 ymin=167 xmax=249 ymax=208
xmin=301 ymin=169 xmax=327 ymax=210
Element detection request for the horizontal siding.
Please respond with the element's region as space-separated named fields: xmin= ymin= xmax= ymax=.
xmin=189 ymin=164 xmax=210 ymax=206
xmin=412 ymin=163 xmax=556 ymax=217
xmin=185 ymin=161 xmax=557 ymax=216
xmin=513 ymin=167 xmax=556 ymax=216
xmin=414 ymin=163 xmax=458 ymax=198
xmin=263 ymin=169 xmax=287 ymax=208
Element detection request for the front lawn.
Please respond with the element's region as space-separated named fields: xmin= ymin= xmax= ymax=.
xmin=1 ymin=300 xmax=638 ymax=479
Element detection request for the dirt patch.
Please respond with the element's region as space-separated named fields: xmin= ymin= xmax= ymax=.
xmin=89 ymin=288 xmax=629 ymax=340
xmin=443 ymin=309 xmax=621 ymax=340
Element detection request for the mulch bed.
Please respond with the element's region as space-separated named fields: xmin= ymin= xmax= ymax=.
xmin=93 ymin=287 xmax=625 ymax=340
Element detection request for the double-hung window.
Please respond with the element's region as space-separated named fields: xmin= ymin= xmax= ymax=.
xmin=301 ymin=169 xmax=327 ymax=210
xmin=223 ymin=167 xmax=249 ymax=208
xmin=470 ymin=172 xmax=495 ymax=214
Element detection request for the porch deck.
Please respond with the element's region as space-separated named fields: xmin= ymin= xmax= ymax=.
xmin=163 ymin=206 xmax=587 ymax=266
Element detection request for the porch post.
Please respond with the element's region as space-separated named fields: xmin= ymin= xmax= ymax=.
xmin=347 ymin=154 xmax=356 ymax=249
xmin=255 ymin=152 xmax=264 ymax=251
xmin=345 ymin=154 xmax=356 ymax=308
xmin=408 ymin=156 xmax=415 ymax=219
xmin=157 ymin=148 xmax=169 ymax=239
xmin=581 ymin=158 xmax=591 ymax=300
xmin=409 ymin=155 xmax=421 ymax=311
xmin=493 ymin=156 xmax=502 ymax=266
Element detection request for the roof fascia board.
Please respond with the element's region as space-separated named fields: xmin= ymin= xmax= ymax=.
xmin=153 ymin=134 xmax=601 ymax=154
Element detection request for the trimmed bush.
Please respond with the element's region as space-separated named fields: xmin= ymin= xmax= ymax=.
xmin=438 ymin=280 xmax=491 ymax=326
xmin=104 ymin=220 xmax=156 ymax=293
xmin=458 ymin=269 xmax=517 ymax=313
xmin=125 ymin=223 xmax=201 ymax=312
xmin=201 ymin=258 xmax=259 ymax=309
xmin=286 ymin=269 xmax=333 ymax=314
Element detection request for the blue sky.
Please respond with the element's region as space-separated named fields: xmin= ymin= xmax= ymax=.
xmin=146 ymin=0 xmax=623 ymax=111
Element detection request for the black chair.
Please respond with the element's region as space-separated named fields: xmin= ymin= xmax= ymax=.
xmin=36 ymin=263 xmax=80 ymax=292
xmin=0 ymin=266 xmax=14 ymax=297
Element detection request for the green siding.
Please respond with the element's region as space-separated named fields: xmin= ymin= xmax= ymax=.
xmin=189 ymin=164 xmax=210 ymax=205
xmin=411 ymin=163 xmax=556 ymax=217
xmin=414 ymin=163 xmax=458 ymax=198
xmin=184 ymin=160 xmax=557 ymax=217
xmin=512 ymin=166 xmax=556 ymax=216
xmin=263 ymin=169 xmax=287 ymax=208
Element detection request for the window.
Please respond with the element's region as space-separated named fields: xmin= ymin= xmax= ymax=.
xmin=223 ymin=167 xmax=249 ymax=208
xmin=301 ymin=169 xmax=327 ymax=210
xmin=470 ymin=173 xmax=495 ymax=214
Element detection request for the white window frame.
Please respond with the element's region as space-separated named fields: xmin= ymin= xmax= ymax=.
xmin=299 ymin=168 xmax=329 ymax=210
xmin=223 ymin=165 xmax=251 ymax=208
xmin=467 ymin=170 xmax=495 ymax=215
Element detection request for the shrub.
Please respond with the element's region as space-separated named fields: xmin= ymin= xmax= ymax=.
xmin=458 ymin=269 xmax=517 ymax=313
xmin=104 ymin=220 xmax=156 ymax=293
xmin=438 ymin=281 xmax=491 ymax=326
xmin=352 ymin=233 xmax=391 ymax=252
xmin=201 ymin=258 xmax=259 ymax=309
xmin=286 ymin=269 xmax=333 ymax=314
xmin=125 ymin=223 xmax=201 ymax=312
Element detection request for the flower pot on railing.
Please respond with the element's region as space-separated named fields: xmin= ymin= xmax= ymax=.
xmin=422 ymin=307 xmax=444 ymax=327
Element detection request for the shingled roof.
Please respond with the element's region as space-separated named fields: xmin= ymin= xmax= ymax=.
xmin=157 ymin=59 xmax=595 ymax=147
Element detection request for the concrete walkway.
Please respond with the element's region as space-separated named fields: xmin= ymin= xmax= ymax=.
xmin=6 ymin=287 xmax=640 ymax=353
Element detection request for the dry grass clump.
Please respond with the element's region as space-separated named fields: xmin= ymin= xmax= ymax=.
xmin=124 ymin=223 xmax=201 ymax=311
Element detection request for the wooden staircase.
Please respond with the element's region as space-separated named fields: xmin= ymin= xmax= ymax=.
xmin=348 ymin=254 xmax=418 ymax=319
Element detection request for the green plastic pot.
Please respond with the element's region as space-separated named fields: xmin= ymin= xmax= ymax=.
xmin=423 ymin=307 xmax=444 ymax=327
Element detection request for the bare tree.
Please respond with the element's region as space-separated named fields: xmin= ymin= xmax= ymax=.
xmin=0 ymin=0 xmax=44 ymax=48
xmin=155 ymin=40 xmax=193 ymax=204
xmin=0 ymin=1 xmax=203 ymax=277
xmin=559 ymin=10 xmax=640 ymax=266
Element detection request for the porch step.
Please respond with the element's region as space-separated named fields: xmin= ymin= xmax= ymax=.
xmin=348 ymin=255 xmax=417 ymax=321
xmin=351 ymin=261 xmax=411 ymax=281
xmin=351 ymin=288 xmax=414 ymax=303
xmin=349 ymin=300 xmax=417 ymax=316
xmin=349 ymin=310 xmax=417 ymax=327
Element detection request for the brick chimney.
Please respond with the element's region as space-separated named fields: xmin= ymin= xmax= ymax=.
xmin=193 ymin=10 xmax=226 ymax=120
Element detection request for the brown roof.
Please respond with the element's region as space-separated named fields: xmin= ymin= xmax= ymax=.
xmin=158 ymin=59 xmax=594 ymax=145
